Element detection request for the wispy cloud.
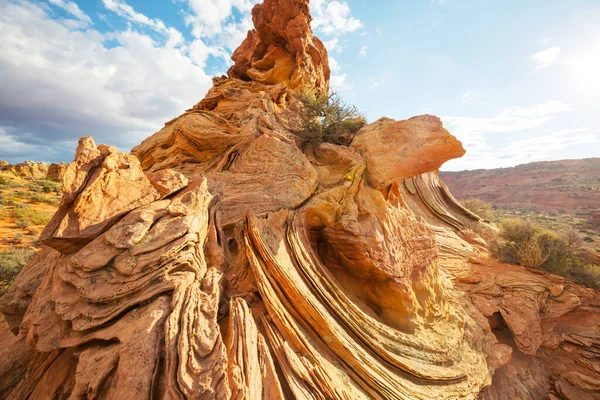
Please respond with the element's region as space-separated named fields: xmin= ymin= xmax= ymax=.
xmin=48 ymin=0 xmax=92 ymax=25
xmin=502 ymin=128 xmax=598 ymax=163
xmin=443 ymin=101 xmax=574 ymax=169
xmin=359 ymin=45 xmax=368 ymax=57
xmin=532 ymin=46 xmax=561 ymax=70
xmin=103 ymin=0 xmax=183 ymax=46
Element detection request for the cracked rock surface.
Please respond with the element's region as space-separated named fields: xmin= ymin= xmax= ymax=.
xmin=1 ymin=1 xmax=598 ymax=399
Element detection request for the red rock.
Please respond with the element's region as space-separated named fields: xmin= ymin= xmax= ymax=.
xmin=0 ymin=0 xmax=598 ymax=399
xmin=145 ymin=168 xmax=189 ymax=197
xmin=351 ymin=116 xmax=466 ymax=188
xmin=46 ymin=162 xmax=69 ymax=182
xmin=228 ymin=0 xmax=330 ymax=92
xmin=40 ymin=137 xmax=160 ymax=253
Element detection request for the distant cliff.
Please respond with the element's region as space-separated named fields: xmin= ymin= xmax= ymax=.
xmin=441 ymin=158 xmax=600 ymax=217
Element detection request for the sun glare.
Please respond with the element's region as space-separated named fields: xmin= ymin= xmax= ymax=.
xmin=567 ymin=46 xmax=600 ymax=97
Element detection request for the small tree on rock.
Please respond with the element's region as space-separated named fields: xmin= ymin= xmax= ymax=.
xmin=294 ymin=89 xmax=366 ymax=147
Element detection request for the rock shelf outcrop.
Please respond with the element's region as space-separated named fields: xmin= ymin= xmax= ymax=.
xmin=0 ymin=0 xmax=598 ymax=399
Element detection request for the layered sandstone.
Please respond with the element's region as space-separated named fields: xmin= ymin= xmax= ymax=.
xmin=0 ymin=0 xmax=598 ymax=399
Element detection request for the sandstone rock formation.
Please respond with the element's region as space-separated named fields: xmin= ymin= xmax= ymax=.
xmin=0 ymin=160 xmax=70 ymax=182
xmin=228 ymin=0 xmax=330 ymax=92
xmin=0 ymin=0 xmax=598 ymax=399
xmin=47 ymin=162 xmax=69 ymax=182
xmin=3 ymin=160 xmax=49 ymax=180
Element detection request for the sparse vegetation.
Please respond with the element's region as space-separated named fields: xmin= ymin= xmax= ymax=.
xmin=0 ymin=247 xmax=35 ymax=294
xmin=461 ymin=198 xmax=494 ymax=220
xmin=491 ymin=218 xmax=600 ymax=289
xmin=0 ymin=172 xmax=60 ymax=250
xmin=12 ymin=206 xmax=52 ymax=228
xmin=295 ymin=89 xmax=367 ymax=147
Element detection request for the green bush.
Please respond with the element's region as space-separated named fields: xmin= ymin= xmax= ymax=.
xmin=42 ymin=185 xmax=52 ymax=193
xmin=12 ymin=206 xmax=52 ymax=228
xmin=491 ymin=218 xmax=599 ymax=289
xmin=0 ymin=247 xmax=35 ymax=294
xmin=294 ymin=89 xmax=367 ymax=147
xmin=460 ymin=198 xmax=494 ymax=220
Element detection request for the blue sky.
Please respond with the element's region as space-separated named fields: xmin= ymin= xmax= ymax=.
xmin=0 ymin=0 xmax=599 ymax=170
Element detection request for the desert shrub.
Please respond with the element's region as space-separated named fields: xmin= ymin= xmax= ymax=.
xmin=12 ymin=206 xmax=52 ymax=228
xmin=571 ymin=264 xmax=600 ymax=289
xmin=460 ymin=198 xmax=494 ymax=220
xmin=515 ymin=240 xmax=549 ymax=268
xmin=42 ymin=185 xmax=52 ymax=193
xmin=294 ymin=89 xmax=367 ymax=147
xmin=491 ymin=219 xmax=599 ymax=288
xmin=490 ymin=218 xmax=540 ymax=264
xmin=0 ymin=177 xmax=6 ymax=185
xmin=0 ymin=247 xmax=35 ymax=294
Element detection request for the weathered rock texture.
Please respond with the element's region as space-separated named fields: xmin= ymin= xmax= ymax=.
xmin=0 ymin=160 xmax=70 ymax=181
xmin=47 ymin=162 xmax=69 ymax=182
xmin=1 ymin=0 xmax=598 ymax=399
xmin=2 ymin=160 xmax=48 ymax=180
xmin=228 ymin=0 xmax=330 ymax=92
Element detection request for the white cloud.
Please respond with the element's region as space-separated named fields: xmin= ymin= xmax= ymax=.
xmin=103 ymin=0 xmax=184 ymax=47
xmin=103 ymin=0 xmax=165 ymax=31
xmin=312 ymin=0 xmax=362 ymax=35
xmin=502 ymin=128 xmax=598 ymax=163
xmin=328 ymin=55 xmax=348 ymax=91
xmin=323 ymin=37 xmax=341 ymax=53
xmin=532 ymin=46 xmax=561 ymax=70
xmin=445 ymin=101 xmax=571 ymax=138
xmin=359 ymin=45 xmax=368 ymax=57
xmin=48 ymin=0 xmax=91 ymax=25
xmin=329 ymin=56 xmax=341 ymax=72
xmin=442 ymin=101 xmax=574 ymax=170
xmin=0 ymin=0 xmax=212 ymax=162
xmin=330 ymin=73 xmax=348 ymax=91
xmin=183 ymin=0 xmax=259 ymax=38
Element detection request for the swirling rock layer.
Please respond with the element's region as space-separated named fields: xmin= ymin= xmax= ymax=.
xmin=1 ymin=0 xmax=598 ymax=399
